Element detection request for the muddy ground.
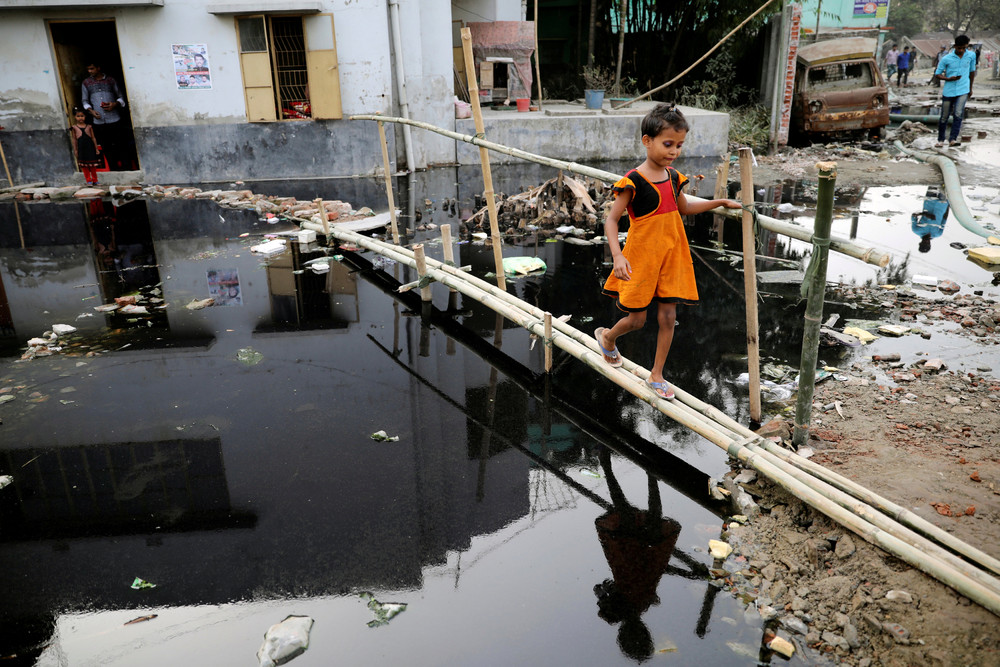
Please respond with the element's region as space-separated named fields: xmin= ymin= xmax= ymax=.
xmin=715 ymin=68 xmax=1000 ymax=666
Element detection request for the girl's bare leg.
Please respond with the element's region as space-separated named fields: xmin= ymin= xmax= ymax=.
xmin=601 ymin=310 xmax=646 ymax=355
xmin=649 ymin=303 xmax=676 ymax=384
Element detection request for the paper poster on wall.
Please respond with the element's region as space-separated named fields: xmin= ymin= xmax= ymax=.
xmin=207 ymin=268 xmax=242 ymax=306
xmin=173 ymin=44 xmax=213 ymax=89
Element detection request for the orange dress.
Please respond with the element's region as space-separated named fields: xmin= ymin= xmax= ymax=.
xmin=602 ymin=168 xmax=698 ymax=311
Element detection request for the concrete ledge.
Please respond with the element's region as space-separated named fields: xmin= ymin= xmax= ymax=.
xmin=455 ymin=103 xmax=730 ymax=165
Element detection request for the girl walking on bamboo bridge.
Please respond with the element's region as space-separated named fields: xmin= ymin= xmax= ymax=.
xmin=595 ymin=104 xmax=741 ymax=400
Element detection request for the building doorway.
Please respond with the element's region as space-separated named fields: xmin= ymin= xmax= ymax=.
xmin=48 ymin=20 xmax=139 ymax=171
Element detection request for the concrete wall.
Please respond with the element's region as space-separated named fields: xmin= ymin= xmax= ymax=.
xmin=454 ymin=106 xmax=731 ymax=165
xmin=0 ymin=0 xmax=466 ymax=183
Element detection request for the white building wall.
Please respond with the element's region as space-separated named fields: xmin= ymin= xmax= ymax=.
xmin=0 ymin=15 xmax=66 ymax=131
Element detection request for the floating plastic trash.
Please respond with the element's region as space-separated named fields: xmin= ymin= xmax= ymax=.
xmin=360 ymin=592 xmax=407 ymax=628
xmin=185 ymin=298 xmax=215 ymax=310
xmin=843 ymin=326 xmax=877 ymax=343
xmin=236 ymin=347 xmax=264 ymax=366
xmin=250 ymin=239 xmax=287 ymax=255
xmin=708 ymin=539 xmax=733 ymax=559
xmin=370 ymin=430 xmax=399 ymax=442
xmin=968 ymin=246 xmax=1000 ymax=264
xmin=503 ymin=256 xmax=546 ymax=276
xmin=51 ymin=324 xmax=77 ymax=335
xmin=257 ymin=615 xmax=314 ymax=667
xmin=130 ymin=577 xmax=156 ymax=590
xmin=0 ymin=475 xmax=12 ymax=490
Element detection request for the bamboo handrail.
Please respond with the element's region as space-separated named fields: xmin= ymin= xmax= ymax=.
xmin=349 ymin=114 xmax=891 ymax=268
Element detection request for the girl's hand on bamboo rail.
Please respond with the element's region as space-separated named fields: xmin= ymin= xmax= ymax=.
xmin=679 ymin=196 xmax=742 ymax=216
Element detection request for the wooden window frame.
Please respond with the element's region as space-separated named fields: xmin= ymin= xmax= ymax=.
xmin=235 ymin=12 xmax=341 ymax=122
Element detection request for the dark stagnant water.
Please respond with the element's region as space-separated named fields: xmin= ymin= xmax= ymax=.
xmin=1 ymin=161 xmax=998 ymax=666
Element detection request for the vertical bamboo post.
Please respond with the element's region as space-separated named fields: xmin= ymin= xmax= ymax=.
xmin=713 ymin=158 xmax=730 ymax=244
xmin=313 ymin=198 xmax=330 ymax=238
xmin=441 ymin=224 xmax=457 ymax=293
xmin=544 ymin=311 xmax=553 ymax=372
xmin=533 ymin=0 xmax=543 ymax=110
xmin=0 ymin=136 xmax=14 ymax=188
xmin=413 ymin=243 xmax=432 ymax=302
xmin=461 ymin=26 xmax=507 ymax=292
xmin=738 ymin=148 xmax=762 ymax=425
xmin=377 ymin=119 xmax=400 ymax=244
xmin=794 ymin=162 xmax=837 ymax=446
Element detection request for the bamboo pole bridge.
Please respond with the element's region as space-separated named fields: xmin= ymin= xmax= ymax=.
xmin=288 ymin=116 xmax=1000 ymax=618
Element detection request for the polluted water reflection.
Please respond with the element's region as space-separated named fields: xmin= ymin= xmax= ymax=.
xmin=0 ymin=163 xmax=996 ymax=665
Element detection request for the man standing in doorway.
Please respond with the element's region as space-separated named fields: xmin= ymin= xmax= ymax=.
xmin=935 ymin=35 xmax=976 ymax=147
xmin=884 ymin=43 xmax=899 ymax=83
xmin=81 ymin=62 xmax=128 ymax=170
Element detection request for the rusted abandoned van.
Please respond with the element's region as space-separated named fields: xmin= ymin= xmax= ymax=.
xmin=791 ymin=37 xmax=889 ymax=142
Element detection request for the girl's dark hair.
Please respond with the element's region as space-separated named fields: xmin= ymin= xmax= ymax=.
xmin=641 ymin=103 xmax=689 ymax=137
xmin=71 ymin=106 xmax=85 ymax=115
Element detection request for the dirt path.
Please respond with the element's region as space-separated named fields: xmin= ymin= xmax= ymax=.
xmin=712 ymin=70 xmax=1000 ymax=663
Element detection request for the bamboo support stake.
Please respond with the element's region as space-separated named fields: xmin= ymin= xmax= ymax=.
xmin=377 ymin=119 xmax=400 ymax=244
xmin=738 ymin=148 xmax=761 ymax=424
xmin=460 ymin=27 xmax=506 ymax=292
xmin=533 ymin=0 xmax=543 ymax=111
xmin=313 ymin=198 xmax=330 ymax=237
xmin=349 ymin=114 xmax=891 ymax=268
xmin=413 ymin=243 xmax=432 ymax=301
xmin=441 ymin=224 xmax=457 ymax=293
xmin=544 ymin=312 xmax=553 ymax=372
xmin=794 ymin=162 xmax=836 ymax=446
xmin=0 ymin=135 xmax=13 ymax=188
xmin=713 ymin=159 xmax=730 ymax=244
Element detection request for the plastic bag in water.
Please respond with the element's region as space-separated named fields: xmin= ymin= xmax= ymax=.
xmin=257 ymin=615 xmax=314 ymax=667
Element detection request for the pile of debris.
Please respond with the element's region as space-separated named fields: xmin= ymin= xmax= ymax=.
xmin=2 ymin=183 xmax=373 ymax=227
xmin=466 ymin=173 xmax=609 ymax=235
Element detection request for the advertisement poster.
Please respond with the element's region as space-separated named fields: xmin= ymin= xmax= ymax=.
xmin=172 ymin=44 xmax=212 ymax=89
xmin=853 ymin=0 xmax=888 ymax=18
xmin=207 ymin=268 xmax=242 ymax=306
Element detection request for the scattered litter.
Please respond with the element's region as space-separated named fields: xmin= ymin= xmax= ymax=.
xmin=776 ymin=202 xmax=794 ymax=212
xmin=185 ymin=298 xmax=215 ymax=310
xmin=236 ymin=347 xmax=264 ymax=366
xmin=257 ymin=615 xmax=314 ymax=667
xmin=911 ymin=274 xmax=937 ymax=286
xmin=708 ymin=539 xmax=733 ymax=559
xmin=968 ymin=246 xmax=1000 ymax=265
xmin=250 ymin=239 xmax=287 ymax=255
xmin=120 ymin=304 xmax=150 ymax=315
xmin=51 ymin=324 xmax=77 ymax=335
xmin=0 ymin=475 xmax=12 ymax=490
xmin=124 ymin=614 xmax=158 ymax=625
xmin=370 ymin=430 xmax=399 ymax=442
xmin=580 ymin=468 xmax=601 ymax=478
xmin=130 ymin=577 xmax=156 ymax=590
xmin=843 ymin=326 xmax=878 ymax=343
xmin=877 ymin=324 xmax=909 ymax=337
xmin=502 ymin=256 xmax=546 ymax=276
xmin=94 ymin=304 xmax=119 ymax=312
xmin=767 ymin=635 xmax=796 ymax=658
xmin=360 ymin=592 xmax=407 ymax=628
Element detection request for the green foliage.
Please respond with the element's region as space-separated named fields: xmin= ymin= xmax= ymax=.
xmin=581 ymin=64 xmax=615 ymax=90
xmin=728 ymin=105 xmax=770 ymax=151
xmin=677 ymin=51 xmax=750 ymax=111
